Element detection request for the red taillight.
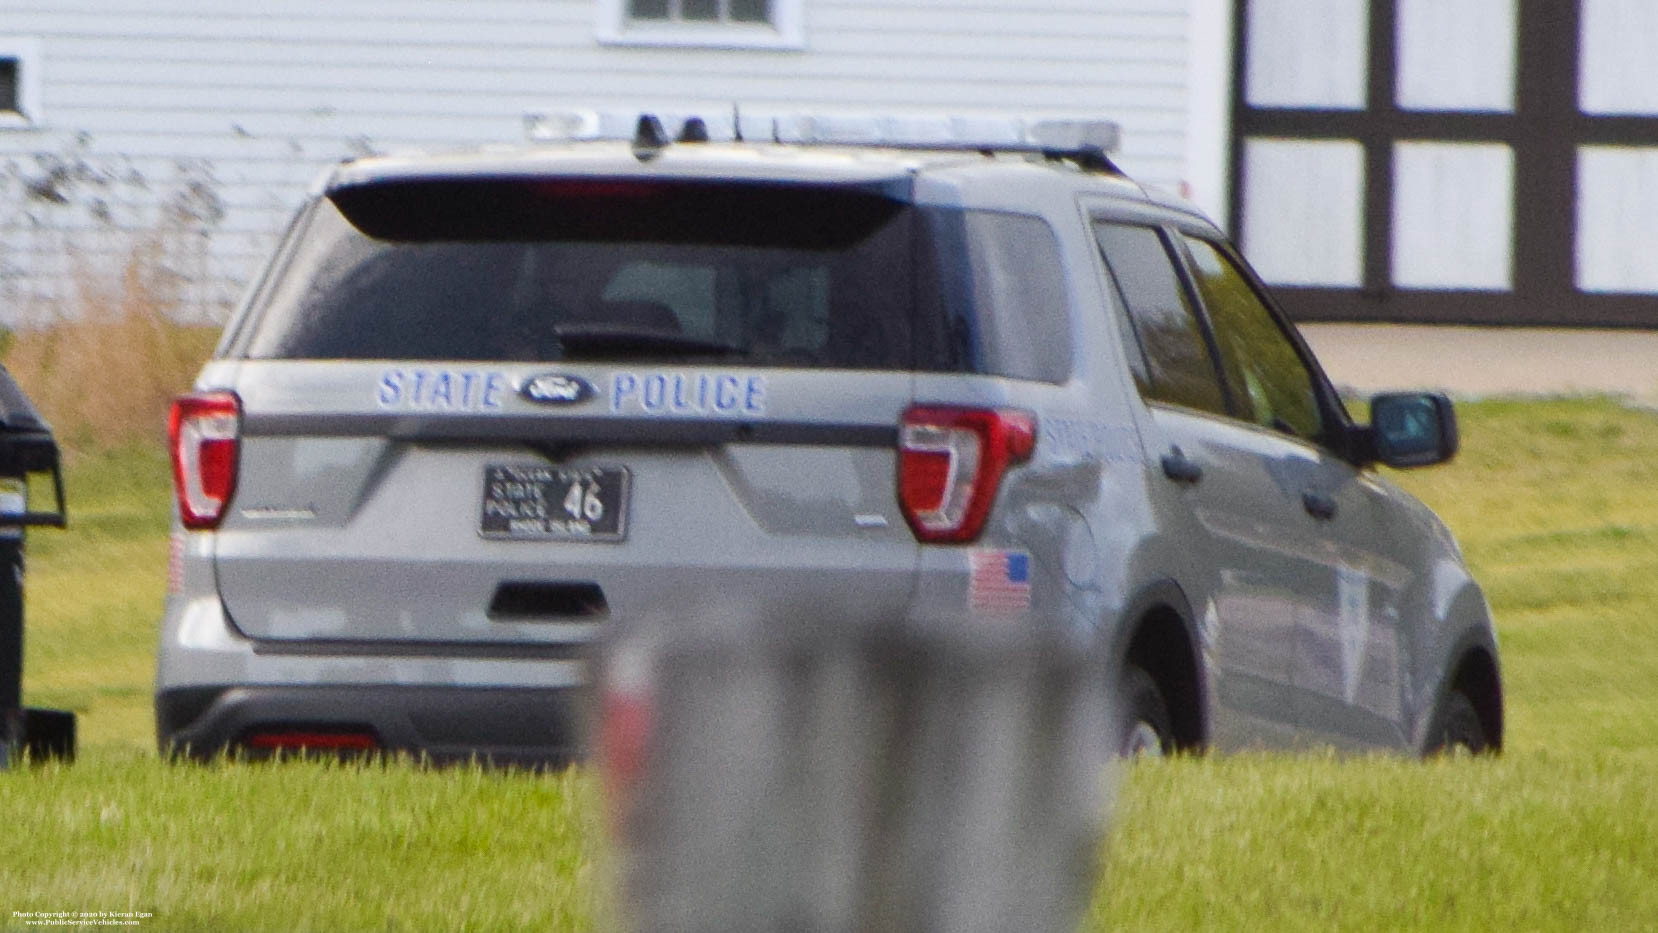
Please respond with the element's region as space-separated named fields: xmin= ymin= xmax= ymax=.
xmin=169 ymin=391 xmax=241 ymax=530
xmin=898 ymin=405 xmax=1036 ymax=543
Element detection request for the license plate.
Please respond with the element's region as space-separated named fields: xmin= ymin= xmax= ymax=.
xmin=479 ymin=464 xmax=630 ymax=541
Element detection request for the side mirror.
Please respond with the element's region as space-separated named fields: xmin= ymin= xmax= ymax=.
xmin=1368 ymin=392 xmax=1457 ymax=468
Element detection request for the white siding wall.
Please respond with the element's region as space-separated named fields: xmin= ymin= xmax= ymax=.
xmin=0 ymin=0 xmax=1192 ymax=323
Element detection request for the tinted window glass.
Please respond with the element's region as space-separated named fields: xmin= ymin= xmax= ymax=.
xmin=244 ymin=180 xmax=935 ymax=370
xmin=1093 ymin=223 xmax=1226 ymax=414
xmin=239 ymin=180 xmax=1065 ymax=382
xmin=1183 ymin=237 xmax=1324 ymax=440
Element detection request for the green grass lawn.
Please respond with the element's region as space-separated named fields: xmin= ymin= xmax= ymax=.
xmin=23 ymin=445 xmax=176 ymax=753
xmin=1 ymin=758 xmax=611 ymax=932
xmin=8 ymin=398 xmax=1658 ymax=930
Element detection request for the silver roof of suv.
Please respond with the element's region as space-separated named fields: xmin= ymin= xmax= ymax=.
xmin=314 ymin=108 xmax=1199 ymax=218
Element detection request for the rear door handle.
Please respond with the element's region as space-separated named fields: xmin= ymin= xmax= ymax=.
xmin=1302 ymin=491 xmax=1338 ymax=520
xmin=1160 ymin=448 xmax=1203 ymax=485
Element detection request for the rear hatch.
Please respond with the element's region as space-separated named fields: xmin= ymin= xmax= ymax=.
xmin=209 ymin=170 xmax=977 ymax=646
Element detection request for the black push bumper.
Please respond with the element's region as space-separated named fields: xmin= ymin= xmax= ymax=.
xmin=157 ymin=684 xmax=586 ymax=769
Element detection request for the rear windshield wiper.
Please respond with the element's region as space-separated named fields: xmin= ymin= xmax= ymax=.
xmin=553 ymin=324 xmax=748 ymax=359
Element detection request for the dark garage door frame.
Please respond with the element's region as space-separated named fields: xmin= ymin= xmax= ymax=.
xmin=1231 ymin=0 xmax=1658 ymax=328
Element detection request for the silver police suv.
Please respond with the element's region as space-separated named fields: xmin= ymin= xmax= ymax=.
xmin=157 ymin=110 xmax=1501 ymax=764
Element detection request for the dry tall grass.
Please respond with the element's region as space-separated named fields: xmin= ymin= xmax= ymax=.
xmin=2 ymin=241 xmax=221 ymax=457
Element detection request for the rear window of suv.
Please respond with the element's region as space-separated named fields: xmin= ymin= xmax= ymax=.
xmin=233 ymin=178 xmax=1070 ymax=383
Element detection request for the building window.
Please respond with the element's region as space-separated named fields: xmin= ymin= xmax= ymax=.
xmin=597 ymin=0 xmax=803 ymax=49
xmin=0 ymin=60 xmax=17 ymax=113
xmin=628 ymin=0 xmax=770 ymax=24
xmin=0 ymin=37 xmax=41 ymax=128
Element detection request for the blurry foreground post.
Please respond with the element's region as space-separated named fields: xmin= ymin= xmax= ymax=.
xmin=599 ymin=601 xmax=1112 ymax=933
xmin=0 ymin=365 xmax=71 ymax=769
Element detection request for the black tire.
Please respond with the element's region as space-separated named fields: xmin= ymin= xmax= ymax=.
xmin=1116 ymin=664 xmax=1173 ymax=758
xmin=1424 ymin=688 xmax=1489 ymax=756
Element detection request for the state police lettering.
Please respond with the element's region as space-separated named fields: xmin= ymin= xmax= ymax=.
xmin=485 ymin=468 xmax=553 ymax=520
xmin=377 ymin=369 xmax=508 ymax=411
xmin=611 ymin=372 xmax=767 ymax=416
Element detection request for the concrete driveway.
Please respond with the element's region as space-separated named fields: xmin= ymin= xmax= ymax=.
xmin=1299 ymin=323 xmax=1658 ymax=405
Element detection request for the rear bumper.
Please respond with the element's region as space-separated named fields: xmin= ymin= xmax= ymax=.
xmin=156 ymin=595 xmax=590 ymax=767
xmin=157 ymin=683 xmax=585 ymax=768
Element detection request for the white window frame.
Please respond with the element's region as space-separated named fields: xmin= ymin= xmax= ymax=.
xmin=595 ymin=0 xmax=804 ymax=50
xmin=0 ymin=36 xmax=42 ymax=129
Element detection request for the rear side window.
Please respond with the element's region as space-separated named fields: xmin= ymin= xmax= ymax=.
xmin=1093 ymin=222 xmax=1226 ymax=415
xmin=235 ymin=178 xmax=1068 ymax=382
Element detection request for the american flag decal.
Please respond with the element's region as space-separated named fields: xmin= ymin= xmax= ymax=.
xmin=969 ymin=549 xmax=1032 ymax=614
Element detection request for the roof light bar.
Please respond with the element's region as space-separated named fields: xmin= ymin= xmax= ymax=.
xmin=524 ymin=108 xmax=1121 ymax=165
xmin=526 ymin=109 xmax=739 ymax=144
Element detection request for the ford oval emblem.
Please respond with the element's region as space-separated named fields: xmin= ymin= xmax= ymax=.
xmin=519 ymin=373 xmax=595 ymax=406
